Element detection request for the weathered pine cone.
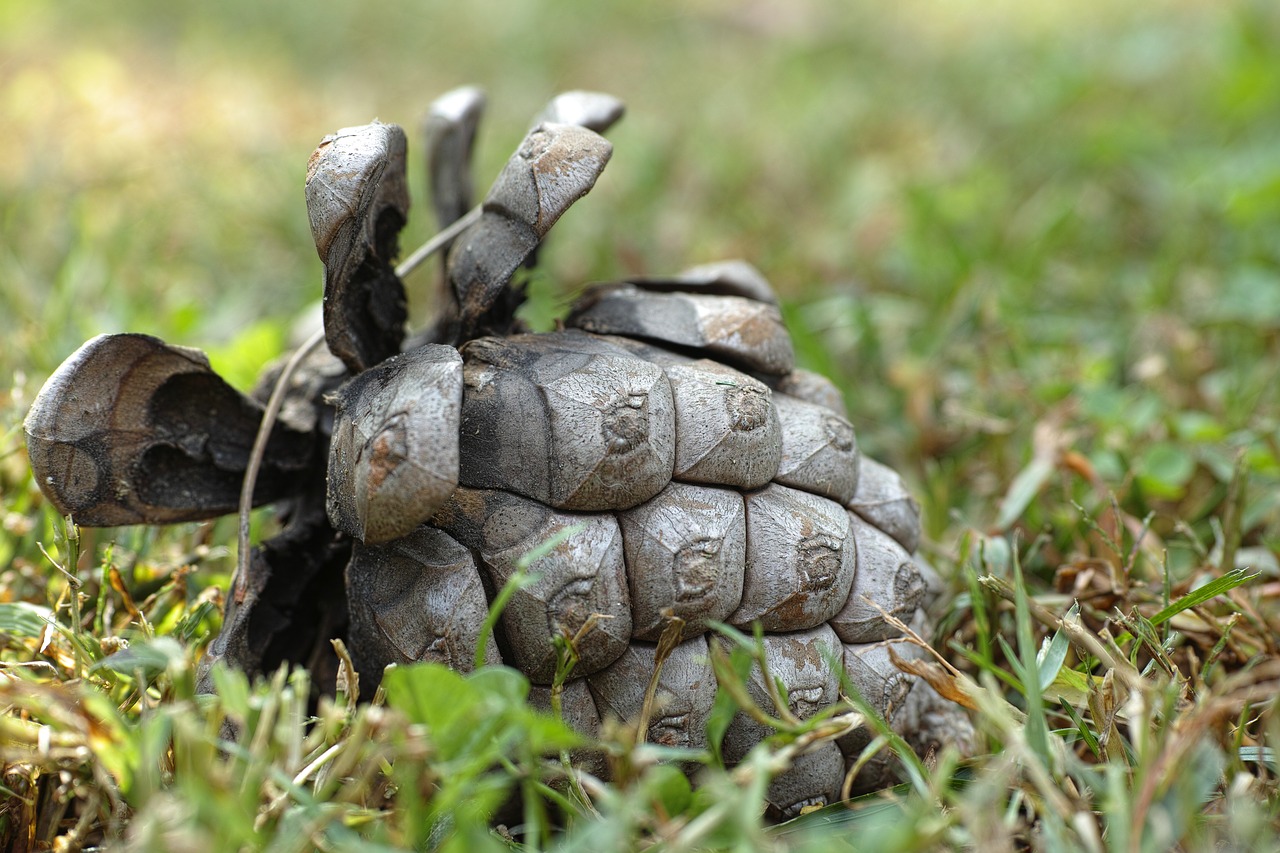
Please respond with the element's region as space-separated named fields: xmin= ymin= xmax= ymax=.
xmin=24 ymin=88 xmax=940 ymax=817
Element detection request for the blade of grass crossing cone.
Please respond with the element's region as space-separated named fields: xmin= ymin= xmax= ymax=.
xmin=471 ymin=524 xmax=583 ymax=671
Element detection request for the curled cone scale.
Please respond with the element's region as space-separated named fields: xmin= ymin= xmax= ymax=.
xmin=423 ymin=86 xmax=486 ymax=232
xmin=306 ymin=121 xmax=411 ymax=373
xmin=533 ymin=90 xmax=626 ymax=134
xmin=623 ymin=259 xmax=779 ymax=305
xmin=25 ymin=88 xmax=963 ymax=812
xmin=447 ymin=123 xmax=612 ymax=338
xmin=24 ymin=333 xmax=312 ymax=526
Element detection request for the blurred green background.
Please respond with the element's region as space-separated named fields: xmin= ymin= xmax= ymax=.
xmin=3 ymin=0 xmax=1279 ymax=571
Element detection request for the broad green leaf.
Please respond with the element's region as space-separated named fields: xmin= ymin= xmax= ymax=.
xmin=383 ymin=662 xmax=578 ymax=762
xmin=464 ymin=664 xmax=530 ymax=705
xmin=1137 ymin=442 xmax=1196 ymax=499
xmin=643 ymin=762 xmax=693 ymax=817
xmin=383 ymin=663 xmax=479 ymax=736
xmin=0 ymin=601 xmax=54 ymax=638
xmin=1173 ymin=410 xmax=1228 ymax=442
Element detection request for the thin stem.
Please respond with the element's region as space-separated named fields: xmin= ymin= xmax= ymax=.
xmin=394 ymin=205 xmax=481 ymax=279
xmin=234 ymin=326 xmax=325 ymax=603
xmin=233 ymin=205 xmax=483 ymax=602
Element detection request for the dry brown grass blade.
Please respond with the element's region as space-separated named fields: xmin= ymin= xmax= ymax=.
xmin=888 ymin=647 xmax=980 ymax=712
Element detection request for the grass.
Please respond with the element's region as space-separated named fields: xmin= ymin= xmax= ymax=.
xmin=3 ymin=0 xmax=1279 ymax=848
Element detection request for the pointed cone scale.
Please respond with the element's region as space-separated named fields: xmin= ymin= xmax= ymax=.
xmin=772 ymin=393 xmax=860 ymax=505
xmin=664 ymin=358 xmax=783 ymax=490
xmin=771 ymin=367 xmax=848 ymax=417
xmin=456 ymin=330 xmax=675 ymax=512
xmin=729 ymin=484 xmax=855 ymax=631
xmin=345 ymin=526 xmax=499 ymax=683
xmin=587 ymin=636 xmax=716 ymax=756
xmin=617 ymin=482 xmax=746 ymax=641
xmin=718 ymin=625 xmax=843 ymax=763
xmin=433 ymin=487 xmax=632 ymax=684
xmin=829 ymin=514 xmax=926 ymax=643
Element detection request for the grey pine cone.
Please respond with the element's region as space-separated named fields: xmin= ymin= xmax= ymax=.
xmin=24 ymin=87 xmax=960 ymax=815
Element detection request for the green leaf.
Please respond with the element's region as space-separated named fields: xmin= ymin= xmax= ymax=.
xmin=1011 ymin=550 xmax=1052 ymax=769
xmin=995 ymin=456 xmax=1055 ymax=532
xmin=1137 ymin=443 xmax=1196 ymax=499
xmin=1114 ymin=567 xmax=1259 ymax=644
xmin=92 ymin=636 xmax=187 ymax=676
xmin=1058 ymin=698 xmax=1101 ymax=759
xmin=0 ymin=602 xmax=54 ymax=638
xmin=471 ymin=525 xmax=581 ymax=670
xmin=383 ymin=663 xmax=577 ymax=762
xmin=1035 ymin=602 xmax=1077 ymax=692
xmin=643 ymin=763 xmax=693 ymax=817
xmin=1238 ymin=746 xmax=1277 ymax=771
xmin=383 ymin=663 xmax=477 ymax=742
xmin=1173 ymin=411 xmax=1228 ymax=443
xmin=77 ymin=689 xmax=141 ymax=802
xmin=1043 ymin=666 xmax=1102 ymax=706
xmin=1203 ymin=266 xmax=1280 ymax=326
xmin=705 ymin=637 xmax=754 ymax=767
xmin=464 ymin=665 xmax=530 ymax=706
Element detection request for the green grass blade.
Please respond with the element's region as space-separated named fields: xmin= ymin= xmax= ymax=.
xmin=1114 ymin=567 xmax=1259 ymax=644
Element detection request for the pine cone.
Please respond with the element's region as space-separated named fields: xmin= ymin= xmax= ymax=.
xmin=24 ymin=88 xmax=942 ymax=817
